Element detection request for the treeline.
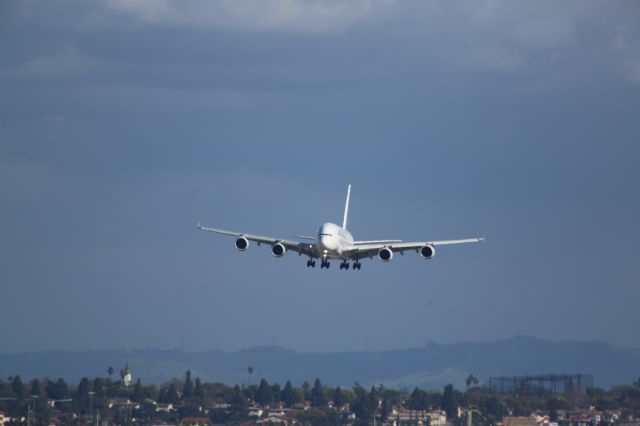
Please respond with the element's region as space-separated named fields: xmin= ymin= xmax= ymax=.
xmin=1 ymin=373 xmax=640 ymax=425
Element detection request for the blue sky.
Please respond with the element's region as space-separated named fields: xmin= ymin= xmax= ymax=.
xmin=1 ymin=0 xmax=639 ymax=353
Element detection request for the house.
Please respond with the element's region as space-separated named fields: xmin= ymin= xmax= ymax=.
xmin=503 ymin=416 xmax=544 ymax=426
xmin=156 ymin=403 xmax=175 ymax=412
xmin=427 ymin=409 xmax=447 ymax=426
xmin=180 ymin=417 xmax=210 ymax=425
xmin=248 ymin=408 xmax=264 ymax=418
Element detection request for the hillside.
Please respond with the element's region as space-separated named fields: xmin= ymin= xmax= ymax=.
xmin=2 ymin=337 xmax=638 ymax=390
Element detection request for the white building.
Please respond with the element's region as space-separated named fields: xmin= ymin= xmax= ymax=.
xmin=120 ymin=362 xmax=132 ymax=387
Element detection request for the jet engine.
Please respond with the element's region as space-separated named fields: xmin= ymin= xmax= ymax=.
xmin=419 ymin=245 xmax=435 ymax=259
xmin=271 ymin=242 xmax=287 ymax=257
xmin=378 ymin=247 xmax=394 ymax=262
xmin=235 ymin=237 xmax=249 ymax=251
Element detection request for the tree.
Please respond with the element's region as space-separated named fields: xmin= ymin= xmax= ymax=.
xmin=255 ymin=379 xmax=272 ymax=405
xmin=107 ymin=366 xmax=114 ymax=381
xmin=334 ymin=386 xmax=344 ymax=410
xmin=408 ymin=387 xmax=429 ymax=411
xmin=183 ymin=370 xmax=194 ymax=398
xmin=281 ymin=380 xmax=297 ymax=407
xmin=232 ymin=385 xmax=247 ymax=407
xmin=77 ymin=377 xmax=92 ymax=397
xmin=546 ymin=397 xmax=560 ymax=422
xmin=247 ymin=366 xmax=254 ymax=386
xmin=46 ymin=378 xmax=69 ymax=400
xmin=302 ymin=381 xmax=311 ymax=401
xmin=441 ymin=384 xmax=459 ymax=419
xmin=352 ymin=384 xmax=375 ymax=425
xmin=194 ymin=377 xmax=204 ymax=399
xmin=466 ymin=374 xmax=479 ymax=389
xmin=11 ymin=375 xmax=24 ymax=398
xmin=166 ymin=383 xmax=180 ymax=404
xmin=311 ymin=378 xmax=326 ymax=407
xmin=133 ymin=379 xmax=144 ymax=402
xmin=93 ymin=377 xmax=107 ymax=397
xmin=369 ymin=386 xmax=379 ymax=409
xmin=30 ymin=379 xmax=42 ymax=397
xmin=271 ymin=383 xmax=281 ymax=403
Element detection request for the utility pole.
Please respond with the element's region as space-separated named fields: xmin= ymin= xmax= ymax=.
xmin=28 ymin=395 xmax=38 ymax=426
xmin=89 ymin=391 xmax=95 ymax=424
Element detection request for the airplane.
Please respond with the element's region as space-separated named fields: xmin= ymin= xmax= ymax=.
xmin=197 ymin=185 xmax=484 ymax=270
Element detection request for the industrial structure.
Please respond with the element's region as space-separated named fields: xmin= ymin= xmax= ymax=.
xmin=488 ymin=374 xmax=593 ymax=395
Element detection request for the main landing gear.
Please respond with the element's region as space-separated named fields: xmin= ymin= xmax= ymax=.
xmin=310 ymin=258 xmax=361 ymax=270
xmin=340 ymin=261 xmax=362 ymax=270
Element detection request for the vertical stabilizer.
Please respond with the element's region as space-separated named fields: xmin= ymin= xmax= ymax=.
xmin=342 ymin=184 xmax=351 ymax=230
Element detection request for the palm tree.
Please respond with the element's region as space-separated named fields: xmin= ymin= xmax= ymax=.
xmin=247 ymin=366 xmax=254 ymax=386
xmin=466 ymin=374 xmax=479 ymax=389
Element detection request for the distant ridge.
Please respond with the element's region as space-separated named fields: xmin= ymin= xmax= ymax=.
xmin=1 ymin=337 xmax=638 ymax=390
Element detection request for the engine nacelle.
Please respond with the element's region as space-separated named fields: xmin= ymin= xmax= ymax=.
xmin=378 ymin=247 xmax=394 ymax=262
xmin=271 ymin=242 xmax=287 ymax=257
xmin=419 ymin=245 xmax=435 ymax=259
xmin=235 ymin=237 xmax=249 ymax=251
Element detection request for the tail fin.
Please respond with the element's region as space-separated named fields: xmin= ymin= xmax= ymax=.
xmin=342 ymin=184 xmax=351 ymax=230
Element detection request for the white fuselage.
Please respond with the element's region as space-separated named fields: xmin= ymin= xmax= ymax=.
xmin=316 ymin=222 xmax=354 ymax=259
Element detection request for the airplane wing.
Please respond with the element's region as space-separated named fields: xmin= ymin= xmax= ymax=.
xmin=197 ymin=223 xmax=317 ymax=257
xmin=343 ymin=237 xmax=484 ymax=260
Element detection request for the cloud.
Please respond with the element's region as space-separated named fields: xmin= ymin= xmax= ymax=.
xmin=105 ymin=0 xmax=384 ymax=34
xmin=612 ymin=23 xmax=640 ymax=84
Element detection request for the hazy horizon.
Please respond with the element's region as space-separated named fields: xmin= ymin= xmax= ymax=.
xmin=0 ymin=335 xmax=638 ymax=356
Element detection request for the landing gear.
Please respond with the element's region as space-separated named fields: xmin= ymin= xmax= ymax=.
xmin=306 ymin=259 xmax=316 ymax=268
xmin=320 ymin=260 xmax=330 ymax=269
xmin=352 ymin=261 xmax=362 ymax=270
xmin=339 ymin=261 xmax=350 ymax=270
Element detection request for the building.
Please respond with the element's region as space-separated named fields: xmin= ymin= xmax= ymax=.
xmin=503 ymin=416 xmax=545 ymax=426
xmin=120 ymin=362 xmax=132 ymax=387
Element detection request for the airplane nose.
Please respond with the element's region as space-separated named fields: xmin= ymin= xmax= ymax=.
xmin=321 ymin=236 xmax=335 ymax=250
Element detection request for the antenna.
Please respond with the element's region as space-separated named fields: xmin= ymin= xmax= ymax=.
xmin=342 ymin=184 xmax=351 ymax=229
